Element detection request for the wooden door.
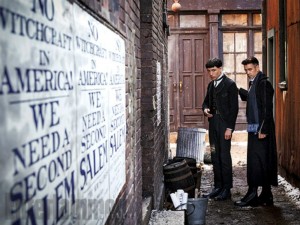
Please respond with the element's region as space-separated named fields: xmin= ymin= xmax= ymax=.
xmin=169 ymin=33 xmax=208 ymax=131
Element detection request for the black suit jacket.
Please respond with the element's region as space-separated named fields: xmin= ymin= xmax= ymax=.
xmin=202 ymin=75 xmax=239 ymax=131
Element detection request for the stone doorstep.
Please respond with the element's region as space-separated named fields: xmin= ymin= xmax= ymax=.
xmin=142 ymin=190 xmax=185 ymax=225
xmin=170 ymin=130 xmax=248 ymax=144
xmin=148 ymin=210 xmax=185 ymax=225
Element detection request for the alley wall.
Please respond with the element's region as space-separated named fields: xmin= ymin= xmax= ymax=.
xmin=264 ymin=0 xmax=300 ymax=188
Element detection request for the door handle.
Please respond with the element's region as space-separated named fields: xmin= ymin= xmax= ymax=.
xmin=179 ymin=81 xmax=182 ymax=92
xmin=173 ymin=83 xmax=177 ymax=92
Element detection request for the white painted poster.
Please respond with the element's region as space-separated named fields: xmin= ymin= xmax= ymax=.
xmin=73 ymin=4 xmax=126 ymax=224
xmin=0 ymin=1 xmax=126 ymax=225
xmin=0 ymin=1 xmax=76 ymax=224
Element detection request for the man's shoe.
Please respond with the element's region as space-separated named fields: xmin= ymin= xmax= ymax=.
xmin=214 ymin=189 xmax=231 ymax=201
xmin=258 ymin=192 xmax=274 ymax=206
xmin=202 ymin=188 xmax=222 ymax=199
xmin=234 ymin=191 xmax=258 ymax=207
xmin=240 ymin=188 xmax=252 ymax=202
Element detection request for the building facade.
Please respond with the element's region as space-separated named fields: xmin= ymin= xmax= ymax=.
xmin=167 ymin=0 xmax=263 ymax=131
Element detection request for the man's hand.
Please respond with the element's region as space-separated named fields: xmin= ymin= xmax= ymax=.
xmin=204 ymin=108 xmax=213 ymax=118
xmin=258 ymin=132 xmax=267 ymax=139
xmin=224 ymin=129 xmax=232 ymax=140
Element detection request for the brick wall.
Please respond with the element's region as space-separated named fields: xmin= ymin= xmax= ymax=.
xmin=140 ymin=0 xmax=169 ymax=209
xmin=78 ymin=0 xmax=169 ymax=223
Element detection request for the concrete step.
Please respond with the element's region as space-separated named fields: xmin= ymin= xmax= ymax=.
xmin=148 ymin=210 xmax=185 ymax=225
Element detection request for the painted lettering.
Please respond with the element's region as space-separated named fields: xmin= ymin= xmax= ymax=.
xmin=88 ymin=91 xmax=103 ymax=108
xmin=30 ymin=100 xmax=60 ymax=130
xmin=111 ymin=114 xmax=125 ymax=130
xmin=80 ymin=141 xmax=108 ymax=190
xmin=110 ymin=127 xmax=125 ymax=157
xmin=81 ymin=125 xmax=106 ymax=152
xmin=115 ymin=89 xmax=122 ymax=101
xmin=75 ymin=36 xmax=107 ymax=58
xmin=0 ymin=66 xmax=73 ymax=94
xmin=109 ymin=71 xmax=124 ymax=85
xmin=10 ymin=150 xmax=73 ymax=211
xmin=78 ymin=70 xmax=108 ymax=86
xmin=88 ymin=20 xmax=98 ymax=41
xmin=39 ymin=50 xmax=50 ymax=66
xmin=10 ymin=171 xmax=75 ymax=225
xmin=31 ymin=0 xmax=55 ymax=21
xmin=12 ymin=128 xmax=71 ymax=176
xmin=111 ymin=103 xmax=123 ymax=116
xmin=0 ymin=6 xmax=72 ymax=50
xmin=82 ymin=111 xmax=105 ymax=132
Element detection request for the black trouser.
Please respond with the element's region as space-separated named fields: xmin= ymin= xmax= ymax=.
xmin=209 ymin=114 xmax=233 ymax=189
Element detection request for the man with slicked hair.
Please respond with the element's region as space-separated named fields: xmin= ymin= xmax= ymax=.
xmin=202 ymin=58 xmax=239 ymax=201
xmin=234 ymin=56 xmax=278 ymax=207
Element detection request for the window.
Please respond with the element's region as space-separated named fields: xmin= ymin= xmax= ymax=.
xmin=279 ymin=0 xmax=287 ymax=90
xmin=267 ymin=29 xmax=275 ymax=87
xmin=253 ymin=14 xmax=262 ymax=26
xmin=221 ymin=13 xmax=262 ymax=90
xmin=222 ymin=14 xmax=247 ymax=26
xmin=223 ymin=32 xmax=248 ymax=88
xmin=180 ymin=15 xmax=206 ymax=28
xmin=254 ymin=31 xmax=263 ymax=72
xmin=221 ymin=13 xmax=262 ymax=126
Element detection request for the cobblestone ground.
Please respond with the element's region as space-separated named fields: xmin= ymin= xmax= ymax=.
xmin=201 ymin=143 xmax=300 ymax=225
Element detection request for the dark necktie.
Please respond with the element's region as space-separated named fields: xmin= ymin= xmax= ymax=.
xmin=249 ymin=81 xmax=253 ymax=89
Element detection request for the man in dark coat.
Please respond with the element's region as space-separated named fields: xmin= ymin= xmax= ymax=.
xmin=202 ymin=58 xmax=239 ymax=201
xmin=235 ymin=56 xmax=278 ymax=207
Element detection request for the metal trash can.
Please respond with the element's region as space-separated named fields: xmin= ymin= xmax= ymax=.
xmin=176 ymin=127 xmax=207 ymax=164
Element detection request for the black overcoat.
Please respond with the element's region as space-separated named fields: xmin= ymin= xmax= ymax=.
xmin=239 ymin=72 xmax=278 ymax=186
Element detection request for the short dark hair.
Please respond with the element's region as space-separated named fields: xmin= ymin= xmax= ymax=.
xmin=205 ymin=58 xmax=223 ymax=68
xmin=241 ymin=56 xmax=259 ymax=66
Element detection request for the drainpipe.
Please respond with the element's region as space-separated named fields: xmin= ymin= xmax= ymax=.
xmin=261 ymin=0 xmax=267 ymax=71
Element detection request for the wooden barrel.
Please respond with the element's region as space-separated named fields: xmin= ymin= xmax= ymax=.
xmin=163 ymin=160 xmax=195 ymax=195
xmin=172 ymin=156 xmax=197 ymax=175
xmin=172 ymin=156 xmax=202 ymax=189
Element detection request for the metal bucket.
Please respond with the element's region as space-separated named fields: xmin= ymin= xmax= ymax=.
xmin=186 ymin=198 xmax=208 ymax=225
